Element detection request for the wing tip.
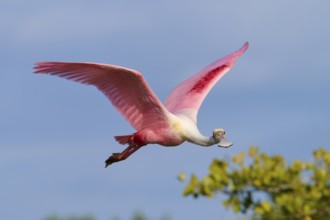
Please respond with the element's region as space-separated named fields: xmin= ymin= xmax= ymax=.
xmin=241 ymin=41 xmax=249 ymax=53
xmin=33 ymin=62 xmax=50 ymax=74
xmin=33 ymin=61 xmax=62 ymax=74
xmin=33 ymin=62 xmax=46 ymax=74
xmin=228 ymin=41 xmax=249 ymax=61
xmin=236 ymin=41 xmax=249 ymax=56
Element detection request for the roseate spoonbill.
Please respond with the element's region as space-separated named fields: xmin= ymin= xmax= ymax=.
xmin=34 ymin=42 xmax=248 ymax=167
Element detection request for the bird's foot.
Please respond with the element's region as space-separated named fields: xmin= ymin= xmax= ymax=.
xmin=104 ymin=144 xmax=142 ymax=168
xmin=105 ymin=153 xmax=124 ymax=168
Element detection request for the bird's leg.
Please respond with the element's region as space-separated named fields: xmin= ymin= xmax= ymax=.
xmin=105 ymin=144 xmax=142 ymax=167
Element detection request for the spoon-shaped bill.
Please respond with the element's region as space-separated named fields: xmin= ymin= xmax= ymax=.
xmin=218 ymin=138 xmax=233 ymax=148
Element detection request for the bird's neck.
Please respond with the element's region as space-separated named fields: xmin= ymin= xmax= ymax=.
xmin=188 ymin=134 xmax=217 ymax=147
xmin=172 ymin=114 xmax=217 ymax=147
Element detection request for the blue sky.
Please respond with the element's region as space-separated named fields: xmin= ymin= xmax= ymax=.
xmin=1 ymin=1 xmax=329 ymax=220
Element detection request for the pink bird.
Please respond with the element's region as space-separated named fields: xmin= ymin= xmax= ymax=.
xmin=34 ymin=42 xmax=248 ymax=167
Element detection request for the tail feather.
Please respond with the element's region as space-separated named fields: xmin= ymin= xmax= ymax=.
xmin=115 ymin=134 xmax=133 ymax=145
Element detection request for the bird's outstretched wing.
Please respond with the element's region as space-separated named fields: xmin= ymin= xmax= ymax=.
xmin=164 ymin=42 xmax=249 ymax=123
xmin=34 ymin=62 xmax=170 ymax=131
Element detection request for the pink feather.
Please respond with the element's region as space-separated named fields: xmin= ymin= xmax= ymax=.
xmin=34 ymin=62 xmax=170 ymax=131
xmin=164 ymin=42 xmax=249 ymax=122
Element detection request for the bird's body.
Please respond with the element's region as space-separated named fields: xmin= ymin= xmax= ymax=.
xmin=34 ymin=42 xmax=248 ymax=167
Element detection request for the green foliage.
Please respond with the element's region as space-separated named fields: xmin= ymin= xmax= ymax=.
xmin=180 ymin=147 xmax=330 ymax=220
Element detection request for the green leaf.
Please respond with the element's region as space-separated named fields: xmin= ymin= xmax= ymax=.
xmin=181 ymin=147 xmax=330 ymax=219
xmin=177 ymin=172 xmax=186 ymax=182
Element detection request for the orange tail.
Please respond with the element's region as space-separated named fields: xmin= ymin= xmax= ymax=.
xmin=114 ymin=134 xmax=134 ymax=145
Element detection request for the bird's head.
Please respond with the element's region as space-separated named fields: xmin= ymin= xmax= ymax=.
xmin=213 ymin=128 xmax=233 ymax=148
